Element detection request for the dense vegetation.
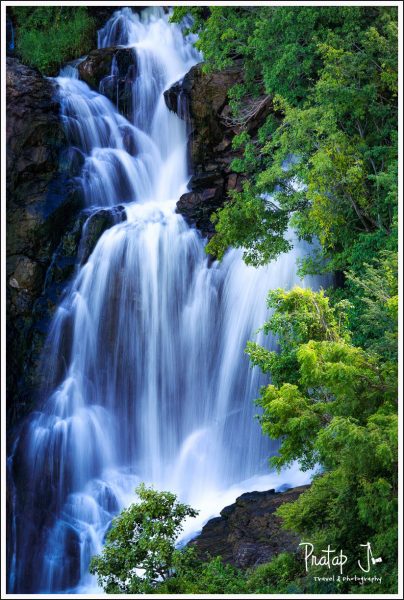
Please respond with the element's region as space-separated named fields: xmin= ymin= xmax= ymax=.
xmin=173 ymin=6 xmax=398 ymax=280
xmin=9 ymin=7 xmax=95 ymax=75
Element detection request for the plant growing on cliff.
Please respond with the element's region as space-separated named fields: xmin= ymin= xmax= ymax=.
xmin=172 ymin=7 xmax=398 ymax=279
xmin=89 ymin=484 xmax=198 ymax=593
xmin=10 ymin=6 xmax=95 ymax=75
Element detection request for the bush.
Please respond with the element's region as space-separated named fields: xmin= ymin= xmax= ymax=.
xmin=89 ymin=484 xmax=198 ymax=594
xmin=244 ymin=552 xmax=303 ymax=593
xmin=156 ymin=550 xmax=248 ymax=594
xmin=11 ymin=7 xmax=95 ymax=75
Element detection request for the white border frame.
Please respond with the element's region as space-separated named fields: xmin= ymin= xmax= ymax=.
xmin=1 ymin=2 xmax=402 ymax=598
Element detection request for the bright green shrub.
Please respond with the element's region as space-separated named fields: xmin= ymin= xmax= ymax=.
xmin=11 ymin=7 xmax=95 ymax=75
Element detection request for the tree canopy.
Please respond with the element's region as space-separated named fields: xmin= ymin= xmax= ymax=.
xmin=89 ymin=484 xmax=198 ymax=593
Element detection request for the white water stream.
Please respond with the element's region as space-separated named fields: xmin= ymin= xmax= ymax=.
xmin=10 ymin=8 xmax=315 ymax=593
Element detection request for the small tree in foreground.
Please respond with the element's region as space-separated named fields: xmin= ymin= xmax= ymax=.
xmin=89 ymin=483 xmax=199 ymax=593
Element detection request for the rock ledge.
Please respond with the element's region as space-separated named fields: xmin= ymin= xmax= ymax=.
xmin=190 ymin=485 xmax=309 ymax=569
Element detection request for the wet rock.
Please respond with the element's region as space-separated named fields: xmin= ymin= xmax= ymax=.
xmin=42 ymin=212 xmax=87 ymax=289
xmin=78 ymin=47 xmax=117 ymax=89
xmin=79 ymin=205 xmax=127 ymax=265
xmin=165 ymin=62 xmax=242 ymax=166
xmin=8 ymin=257 xmax=44 ymax=294
xmin=62 ymin=525 xmax=82 ymax=590
xmin=177 ymin=187 xmax=224 ymax=236
xmin=59 ymin=146 xmax=86 ymax=177
xmin=6 ymin=59 xmax=67 ymax=231
xmin=6 ymin=57 xmax=81 ymax=426
xmin=190 ymin=485 xmax=309 ymax=569
xmin=188 ymin=169 xmax=224 ymax=189
xmin=165 ymin=62 xmax=275 ymax=238
xmin=164 ymin=62 xmax=244 ymax=237
xmin=27 ymin=205 xmax=127 ymax=395
xmin=78 ymin=46 xmax=136 ymax=118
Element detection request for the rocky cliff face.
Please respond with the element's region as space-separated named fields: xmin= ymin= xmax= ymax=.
xmin=6 ymin=58 xmax=80 ymax=426
xmin=191 ymin=485 xmax=308 ymax=569
xmin=164 ymin=62 xmax=272 ymax=236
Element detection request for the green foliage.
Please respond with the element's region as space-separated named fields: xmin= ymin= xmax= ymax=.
xmin=249 ymin=274 xmax=397 ymax=593
xmin=345 ymin=250 xmax=398 ymax=361
xmin=156 ymin=549 xmax=248 ymax=594
xmin=89 ymin=484 xmax=198 ymax=593
xmin=206 ymin=184 xmax=291 ymax=265
xmin=244 ymin=552 xmax=304 ymax=593
xmin=11 ymin=7 xmax=95 ymax=75
xmin=177 ymin=7 xmax=398 ymax=277
xmin=246 ymin=286 xmax=349 ymax=387
xmin=157 ymin=547 xmax=339 ymax=594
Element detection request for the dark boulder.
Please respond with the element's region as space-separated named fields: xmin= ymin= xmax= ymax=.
xmin=78 ymin=46 xmax=136 ymax=119
xmin=78 ymin=47 xmax=117 ymax=89
xmin=177 ymin=187 xmax=224 ymax=236
xmin=164 ymin=62 xmax=245 ymax=237
xmin=190 ymin=485 xmax=309 ymax=569
xmin=79 ymin=205 xmax=127 ymax=265
xmin=164 ymin=61 xmax=243 ymax=166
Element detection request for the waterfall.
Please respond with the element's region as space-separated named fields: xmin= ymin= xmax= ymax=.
xmin=9 ymin=8 xmax=316 ymax=593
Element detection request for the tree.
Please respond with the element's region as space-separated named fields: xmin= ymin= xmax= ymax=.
xmin=248 ymin=281 xmax=398 ymax=592
xmin=89 ymin=484 xmax=198 ymax=593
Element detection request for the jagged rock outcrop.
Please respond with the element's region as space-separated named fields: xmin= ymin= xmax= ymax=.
xmin=164 ymin=62 xmax=241 ymax=236
xmin=164 ymin=62 xmax=273 ymax=236
xmin=6 ymin=58 xmax=80 ymax=426
xmin=78 ymin=47 xmax=136 ymax=118
xmin=190 ymin=485 xmax=309 ymax=569
xmin=78 ymin=47 xmax=119 ymax=88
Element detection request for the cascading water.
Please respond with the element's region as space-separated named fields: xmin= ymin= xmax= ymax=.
xmin=9 ymin=8 xmax=317 ymax=593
